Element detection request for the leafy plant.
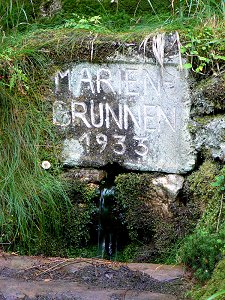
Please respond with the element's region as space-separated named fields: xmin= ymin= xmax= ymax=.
xmin=212 ymin=173 xmax=225 ymax=192
xmin=178 ymin=164 xmax=225 ymax=282
xmin=178 ymin=230 xmax=225 ymax=281
xmin=181 ymin=26 xmax=225 ymax=75
xmin=192 ymin=259 xmax=225 ymax=299
xmin=60 ymin=14 xmax=105 ymax=31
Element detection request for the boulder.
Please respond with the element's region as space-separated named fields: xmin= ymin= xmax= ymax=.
xmin=191 ymin=74 xmax=225 ymax=116
xmin=152 ymin=174 xmax=184 ymax=201
xmin=191 ymin=116 xmax=225 ymax=161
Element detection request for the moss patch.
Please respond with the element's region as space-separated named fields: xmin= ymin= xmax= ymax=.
xmin=191 ymin=73 xmax=225 ymax=116
xmin=186 ymin=160 xmax=219 ymax=213
xmin=114 ymin=173 xmax=198 ymax=262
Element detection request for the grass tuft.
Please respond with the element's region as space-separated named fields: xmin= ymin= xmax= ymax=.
xmin=0 ymin=59 xmax=71 ymax=252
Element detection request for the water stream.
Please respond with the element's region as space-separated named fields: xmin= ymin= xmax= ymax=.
xmin=97 ymin=186 xmax=116 ymax=259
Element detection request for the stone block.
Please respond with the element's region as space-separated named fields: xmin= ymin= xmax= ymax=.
xmin=62 ymin=168 xmax=107 ymax=183
xmin=52 ymin=35 xmax=196 ymax=174
xmin=152 ymin=174 xmax=184 ymax=200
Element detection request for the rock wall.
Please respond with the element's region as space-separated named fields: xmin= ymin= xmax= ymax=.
xmin=50 ymin=32 xmax=225 ymax=257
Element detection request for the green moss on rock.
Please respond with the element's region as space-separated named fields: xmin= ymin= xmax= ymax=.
xmin=186 ymin=160 xmax=219 ymax=213
xmin=114 ymin=173 xmax=198 ymax=261
xmin=62 ymin=180 xmax=99 ymax=249
xmin=191 ymin=73 xmax=225 ymax=116
xmin=115 ymin=173 xmax=155 ymax=243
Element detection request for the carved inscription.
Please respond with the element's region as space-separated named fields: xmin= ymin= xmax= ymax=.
xmin=53 ymin=101 xmax=176 ymax=132
xmin=77 ymin=133 xmax=148 ymax=157
xmin=53 ymin=63 xmax=195 ymax=173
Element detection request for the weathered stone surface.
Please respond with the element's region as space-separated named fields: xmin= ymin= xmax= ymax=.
xmin=127 ymin=263 xmax=185 ymax=282
xmin=190 ymin=74 xmax=225 ymax=116
xmin=0 ymin=254 xmax=184 ymax=300
xmin=53 ymin=59 xmax=196 ymax=174
xmin=0 ymin=277 xmax=177 ymax=300
xmin=147 ymin=174 xmax=185 ymax=217
xmin=62 ymin=168 xmax=107 ymax=183
xmin=191 ymin=116 xmax=225 ymax=161
xmin=152 ymin=174 xmax=184 ymax=200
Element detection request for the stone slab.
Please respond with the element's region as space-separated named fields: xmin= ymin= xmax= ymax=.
xmin=62 ymin=168 xmax=107 ymax=183
xmin=0 ymin=277 xmax=177 ymax=300
xmin=0 ymin=253 xmax=184 ymax=300
xmin=0 ymin=254 xmax=185 ymax=282
xmin=127 ymin=263 xmax=185 ymax=282
xmin=53 ymin=61 xmax=196 ymax=173
xmin=0 ymin=254 xmax=184 ymax=300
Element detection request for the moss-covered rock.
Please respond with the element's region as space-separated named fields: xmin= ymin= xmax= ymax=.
xmin=191 ymin=73 xmax=225 ymax=116
xmin=114 ymin=173 xmax=198 ymax=261
xmin=186 ymin=161 xmax=224 ymax=233
xmin=62 ymin=179 xmax=99 ymax=250
xmin=186 ymin=160 xmax=219 ymax=213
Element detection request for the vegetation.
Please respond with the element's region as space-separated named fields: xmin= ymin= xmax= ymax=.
xmin=0 ymin=71 xmax=72 ymax=253
xmin=114 ymin=173 xmax=197 ymax=262
xmin=192 ymin=259 xmax=225 ymax=300
xmin=0 ymin=0 xmax=224 ymax=299
xmin=177 ymin=162 xmax=225 ymax=282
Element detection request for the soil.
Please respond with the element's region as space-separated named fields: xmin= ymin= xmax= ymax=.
xmin=0 ymin=253 xmax=191 ymax=300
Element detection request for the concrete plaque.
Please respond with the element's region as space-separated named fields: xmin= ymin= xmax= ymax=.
xmin=53 ymin=62 xmax=196 ymax=173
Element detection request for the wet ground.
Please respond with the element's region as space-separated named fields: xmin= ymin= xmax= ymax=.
xmin=0 ymin=252 xmax=191 ymax=300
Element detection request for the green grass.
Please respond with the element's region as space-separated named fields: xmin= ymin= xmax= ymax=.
xmin=0 ymin=0 xmax=224 ymax=34
xmin=0 ymin=56 xmax=72 ymax=252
